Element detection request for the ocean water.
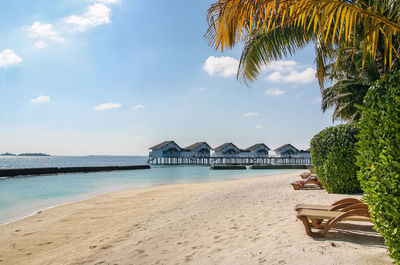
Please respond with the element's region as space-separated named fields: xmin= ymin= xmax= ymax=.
xmin=0 ymin=156 xmax=300 ymax=225
xmin=0 ymin=155 xmax=148 ymax=169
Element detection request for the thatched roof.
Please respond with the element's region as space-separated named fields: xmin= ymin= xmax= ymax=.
xmin=274 ymin=144 xmax=299 ymax=152
xmin=245 ymin=143 xmax=271 ymax=151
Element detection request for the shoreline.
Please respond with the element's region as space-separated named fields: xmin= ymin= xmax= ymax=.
xmin=0 ymin=172 xmax=391 ymax=265
xmin=0 ymin=169 xmax=301 ymax=226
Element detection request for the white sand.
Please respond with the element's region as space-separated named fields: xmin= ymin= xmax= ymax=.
xmin=0 ymin=172 xmax=392 ymax=265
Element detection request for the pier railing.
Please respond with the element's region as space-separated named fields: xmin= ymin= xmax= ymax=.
xmin=148 ymin=156 xmax=311 ymax=166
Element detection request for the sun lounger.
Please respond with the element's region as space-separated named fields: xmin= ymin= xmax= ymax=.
xmin=294 ymin=198 xmax=363 ymax=212
xmin=296 ymin=203 xmax=371 ymax=237
xmin=300 ymin=168 xmax=314 ymax=179
xmin=301 ymin=174 xmax=317 ymax=179
xmin=300 ymin=172 xmax=313 ymax=179
xmin=291 ymin=176 xmax=323 ymax=190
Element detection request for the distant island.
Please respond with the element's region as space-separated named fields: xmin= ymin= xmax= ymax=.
xmin=1 ymin=152 xmax=16 ymax=156
xmin=18 ymin=153 xmax=50 ymax=156
xmin=1 ymin=152 xmax=50 ymax=157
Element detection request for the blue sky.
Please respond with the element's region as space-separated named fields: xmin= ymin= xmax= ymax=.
xmin=0 ymin=0 xmax=334 ymax=156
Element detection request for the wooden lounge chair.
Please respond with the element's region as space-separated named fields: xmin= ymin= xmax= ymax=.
xmin=300 ymin=172 xmax=311 ymax=179
xmin=300 ymin=168 xmax=315 ymax=179
xmin=296 ymin=203 xmax=371 ymax=237
xmin=294 ymin=198 xmax=363 ymax=212
xmin=301 ymin=174 xmax=317 ymax=179
xmin=300 ymin=172 xmax=312 ymax=179
xmin=291 ymin=176 xmax=323 ymax=190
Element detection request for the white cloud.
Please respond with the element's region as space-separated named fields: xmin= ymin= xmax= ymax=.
xmin=95 ymin=0 xmax=120 ymax=4
xmin=0 ymin=49 xmax=22 ymax=67
xmin=199 ymin=87 xmax=207 ymax=91
xmin=203 ymin=56 xmax=239 ymax=77
xmin=265 ymin=88 xmax=285 ymax=96
xmin=27 ymin=21 xmax=64 ymax=42
xmin=202 ymin=58 xmax=315 ymax=82
xmin=260 ymin=60 xmax=316 ymax=84
xmin=131 ymin=105 xmax=144 ymax=110
xmin=262 ymin=60 xmax=297 ymax=72
xmin=295 ymin=92 xmax=304 ymax=98
xmin=94 ymin=102 xmax=121 ymax=110
xmin=266 ymin=68 xmax=316 ymax=83
xmin=30 ymin=95 xmax=51 ymax=104
xmin=256 ymin=125 xmax=263 ymax=129
xmin=64 ymin=3 xmax=111 ymax=31
xmin=121 ymin=134 xmax=129 ymax=138
xmin=34 ymin=41 xmax=48 ymax=49
xmin=243 ymin=112 xmax=260 ymax=117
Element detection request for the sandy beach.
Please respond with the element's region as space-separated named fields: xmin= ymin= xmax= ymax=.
xmin=0 ymin=172 xmax=391 ymax=265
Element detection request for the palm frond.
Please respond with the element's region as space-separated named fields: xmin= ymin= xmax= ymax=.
xmin=206 ymin=0 xmax=400 ymax=68
xmin=238 ymin=25 xmax=314 ymax=83
xmin=321 ymin=79 xmax=370 ymax=122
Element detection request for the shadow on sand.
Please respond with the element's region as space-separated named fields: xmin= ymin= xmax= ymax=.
xmin=314 ymin=223 xmax=386 ymax=248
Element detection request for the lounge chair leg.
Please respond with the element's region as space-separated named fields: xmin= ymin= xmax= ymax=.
xmin=297 ymin=216 xmax=323 ymax=237
xmin=292 ymin=183 xmax=302 ymax=190
xmin=310 ymin=219 xmax=325 ymax=229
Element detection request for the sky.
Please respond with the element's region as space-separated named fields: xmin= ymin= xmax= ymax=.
xmin=0 ymin=0 xmax=335 ymax=156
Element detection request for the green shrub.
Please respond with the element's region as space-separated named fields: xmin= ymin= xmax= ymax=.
xmin=357 ymin=72 xmax=400 ymax=264
xmin=310 ymin=123 xmax=361 ymax=193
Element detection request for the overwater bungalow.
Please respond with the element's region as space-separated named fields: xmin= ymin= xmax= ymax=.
xmin=181 ymin=142 xmax=212 ymax=158
xmin=147 ymin=141 xmax=311 ymax=166
xmin=274 ymin=144 xmax=299 ymax=157
xmin=238 ymin=149 xmax=251 ymax=158
xmin=298 ymin=148 xmax=311 ymax=158
xmin=244 ymin=143 xmax=270 ymax=158
xmin=213 ymin=143 xmax=240 ymax=158
xmin=149 ymin=141 xmax=182 ymax=158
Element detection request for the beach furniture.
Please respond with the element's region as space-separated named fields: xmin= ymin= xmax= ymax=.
xmin=291 ymin=175 xmax=323 ymax=190
xmin=300 ymin=168 xmax=314 ymax=179
xmin=300 ymin=172 xmax=312 ymax=179
xmin=294 ymin=198 xmax=363 ymax=212
xmin=296 ymin=203 xmax=372 ymax=237
xmin=300 ymin=173 xmax=317 ymax=179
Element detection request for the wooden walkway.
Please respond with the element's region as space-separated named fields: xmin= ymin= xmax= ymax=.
xmin=0 ymin=165 xmax=150 ymax=178
xmin=148 ymin=156 xmax=311 ymax=166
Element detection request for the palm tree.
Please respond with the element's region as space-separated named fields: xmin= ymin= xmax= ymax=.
xmin=206 ymin=0 xmax=400 ymax=82
xmin=321 ymin=39 xmax=400 ymax=121
xmin=206 ymin=0 xmax=400 ymax=122
xmin=321 ymin=81 xmax=370 ymax=122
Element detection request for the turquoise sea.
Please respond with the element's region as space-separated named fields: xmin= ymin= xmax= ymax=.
xmin=0 ymin=156 xmax=300 ymax=225
xmin=0 ymin=155 xmax=148 ymax=169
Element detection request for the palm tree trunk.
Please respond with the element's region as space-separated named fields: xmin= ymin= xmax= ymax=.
xmin=376 ymin=48 xmax=386 ymax=77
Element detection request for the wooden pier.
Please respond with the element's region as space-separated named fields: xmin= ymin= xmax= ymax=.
xmin=0 ymin=165 xmax=150 ymax=178
xmin=148 ymin=156 xmax=311 ymax=166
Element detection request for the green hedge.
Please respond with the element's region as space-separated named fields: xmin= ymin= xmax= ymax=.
xmin=357 ymin=72 xmax=400 ymax=264
xmin=310 ymin=123 xmax=361 ymax=193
